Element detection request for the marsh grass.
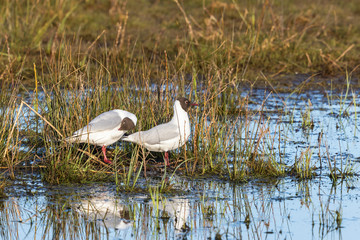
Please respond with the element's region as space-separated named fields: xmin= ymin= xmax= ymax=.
xmin=0 ymin=86 xmax=32 ymax=180
xmin=324 ymin=141 xmax=356 ymax=183
xmin=301 ymin=99 xmax=314 ymax=130
xmin=120 ymin=145 xmax=143 ymax=192
xmin=0 ymin=49 xmax=357 ymax=191
xmin=327 ymin=156 xmax=356 ymax=182
xmin=326 ymin=70 xmax=358 ymax=119
xmin=290 ymin=147 xmax=316 ymax=179
xmin=338 ymin=71 xmax=352 ymax=118
xmin=1 ymin=66 xmax=355 ymax=189
xmin=32 ymin=65 xmax=289 ymax=186
xmin=1 ymin=0 xmax=360 ymax=86
xmin=0 ymin=0 xmax=359 ymax=192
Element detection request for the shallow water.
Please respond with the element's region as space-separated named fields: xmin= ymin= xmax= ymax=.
xmin=2 ymin=172 xmax=360 ymax=239
xmin=2 ymin=88 xmax=360 ymax=239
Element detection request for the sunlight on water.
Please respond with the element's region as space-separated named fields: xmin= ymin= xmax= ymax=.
xmin=1 ymin=89 xmax=360 ymax=239
xmin=1 ymin=175 xmax=360 ymax=239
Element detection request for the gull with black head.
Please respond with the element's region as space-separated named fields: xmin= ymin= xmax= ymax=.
xmin=66 ymin=109 xmax=137 ymax=164
xmin=121 ymin=97 xmax=197 ymax=166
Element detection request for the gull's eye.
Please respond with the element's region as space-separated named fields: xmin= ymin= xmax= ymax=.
xmin=185 ymin=100 xmax=189 ymax=104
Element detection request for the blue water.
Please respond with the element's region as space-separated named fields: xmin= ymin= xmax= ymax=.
xmin=1 ymin=89 xmax=360 ymax=239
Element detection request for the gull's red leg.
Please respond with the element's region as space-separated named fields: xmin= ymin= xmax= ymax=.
xmin=164 ymin=152 xmax=170 ymax=167
xmin=102 ymin=145 xmax=112 ymax=164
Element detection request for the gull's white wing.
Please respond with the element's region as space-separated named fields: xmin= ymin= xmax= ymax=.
xmin=73 ymin=111 xmax=122 ymax=136
xmin=124 ymin=122 xmax=181 ymax=145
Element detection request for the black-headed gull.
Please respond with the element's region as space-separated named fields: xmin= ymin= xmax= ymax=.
xmin=66 ymin=110 xmax=137 ymax=164
xmin=121 ymin=97 xmax=197 ymax=166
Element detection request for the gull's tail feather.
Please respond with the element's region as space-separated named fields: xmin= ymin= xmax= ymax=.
xmin=64 ymin=135 xmax=78 ymax=143
xmin=65 ymin=133 xmax=87 ymax=143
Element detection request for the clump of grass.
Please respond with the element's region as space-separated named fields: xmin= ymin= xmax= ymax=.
xmin=325 ymin=142 xmax=356 ymax=183
xmin=223 ymin=97 xmax=286 ymax=181
xmin=25 ymin=52 xmax=288 ymax=185
xmin=301 ymin=99 xmax=314 ymax=130
xmin=183 ymin=87 xmax=288 ymax=181
xmin=289 ymin=147 xmax=316 ymax=179
xmin=327 ymin=156 xmax=356 ymax=182
xmin=338 ymin=71 xmax=353 ymax=118
xmin=119 ymin=145 xmax=143 ymax=192
xmin=41 ymin=144 xmax=113 ymax=184
xmin=0 ymin=84 xmax=31 ymax=179
xmin=244 ymin=118 xmax=286 ymax=179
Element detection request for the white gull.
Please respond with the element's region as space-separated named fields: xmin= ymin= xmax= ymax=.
xmin=121 ymin=97 xmax=197 ymax=166
xmin=66 ymin=109 xmax=137 ymax=164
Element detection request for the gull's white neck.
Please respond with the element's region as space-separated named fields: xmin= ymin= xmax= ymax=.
xmin=171 ymin=100 xmax=188 ymax=123
xmin=170 ymin=100 xmax=190 ymax=142
xmin=170 ymin=100 xmax=191 ymax=141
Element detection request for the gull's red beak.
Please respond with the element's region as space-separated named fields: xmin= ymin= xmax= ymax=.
xmin=191 ymin=103 xmax=198 ymax=107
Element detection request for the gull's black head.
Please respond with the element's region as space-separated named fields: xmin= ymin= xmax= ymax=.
xmin=177 ymin=97 xmax=198 ymax=112
xmin=119 ymin=117 xmax=136 ymax=131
